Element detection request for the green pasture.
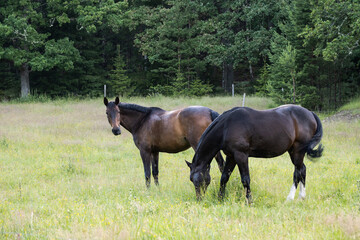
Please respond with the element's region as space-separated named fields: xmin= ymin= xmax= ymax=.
xmin=0 ymin=96 xmax=359 ymax=239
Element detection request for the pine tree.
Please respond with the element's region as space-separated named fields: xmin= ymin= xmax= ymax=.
xmin=266 ymin=0 xmax=322 ymax=108
xmin=267 ymin=43 xmax=298 ymax=104
xmin=108 ymin=45 xmax=133 ymax=97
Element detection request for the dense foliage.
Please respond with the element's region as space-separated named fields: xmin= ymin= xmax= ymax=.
xmin=1 ymin=0 xmax=359 ymax=109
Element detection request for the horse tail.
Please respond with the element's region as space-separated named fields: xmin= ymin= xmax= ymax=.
xmin=306 ymin=112 xmax=324 ymax=160
xmin=210 ymin=109 xmax=220 ymax=121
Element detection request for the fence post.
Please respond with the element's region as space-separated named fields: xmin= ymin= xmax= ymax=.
xmin=104 ymin=85 xmax=106 ymax=98
xmin=232 ymin=84 xmax=234 ymax=97
xmin=242 ymin=93 xmax=246 ymax=107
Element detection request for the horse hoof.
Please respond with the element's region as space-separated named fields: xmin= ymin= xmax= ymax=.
xmin=298 ymin=195 xmax=306 ymax=200
xmin=286 ymin=196 xmax=294 ymax=201
xmin=218 ymin=194 xmax=225 ymax=202
xmin=246 ymin=197 xmax=253 ymax=206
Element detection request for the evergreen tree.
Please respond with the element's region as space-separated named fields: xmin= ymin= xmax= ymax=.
xmin=202 ymin=0 xmax=282 ymax=93
xmin=266 ymin=0 xmax=322 ymax=108
xmin=0 ymin=0 xmax=126 ymax=98
xmin=302 ymin=0 xmax=360 ymax=108
xmin=108 ymin=46 xmax=133 ymax=97
xmin=0 ymin=0 xmax=358 ymax=106
xmin=134 ymin=0 xmax=210 ymax=85
xmin=0 ymin=1 xmax=81 ymax=97
xmin=267 ymin=43 xmax=298 ymax=104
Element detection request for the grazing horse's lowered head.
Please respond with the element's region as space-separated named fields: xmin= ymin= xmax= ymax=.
xmin=104 ymin=97 xmax=121 ymax=136
xmin=186 ymin=161 xmax=211 ymax=200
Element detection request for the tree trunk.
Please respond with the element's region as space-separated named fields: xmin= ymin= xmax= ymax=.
xmin=292 ymin=72 xmax=296 ymax=104
xmin=222 ymin=62 xmax=234 ymax=94
xmin=20 ymin=63 xmax=30 ymax=97
xmin=249 ymin=63 xmax=254 ymax=81
xmin=177 ymin=38 xmax=181 ymax=74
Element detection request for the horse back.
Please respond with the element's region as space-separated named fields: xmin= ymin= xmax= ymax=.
xmin=138 ymin=106 xmax=213 ymax=153
xmin=177 ymin=106 xmax=214 ymax=145
xmin=222 ymin=105 xmax=318 ymax=158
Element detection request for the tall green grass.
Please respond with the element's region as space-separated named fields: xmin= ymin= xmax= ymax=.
xmin=0 ymin=96 xmax=359 ymax=239
xmin=339 ymin=96 xmax=360 ymax=114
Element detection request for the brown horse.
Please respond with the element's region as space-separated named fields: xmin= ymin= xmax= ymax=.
xmin=104 ymin=97 xmax=224 ymax=187
xmin=186 ymin=104 xmax=323 ymax=202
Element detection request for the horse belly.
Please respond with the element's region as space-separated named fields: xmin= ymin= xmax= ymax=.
xmin=249 ymin=136 xmax=292 ymax=158
xmin=249 ymin=149 xmax=285 ymax=158
xmin=156 ymin=138 xmax=190 ymax=153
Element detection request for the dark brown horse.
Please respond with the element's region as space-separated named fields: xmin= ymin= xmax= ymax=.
xmin=186 ymin=104 xmax=323 ymax=202
xmin=104 ymin=97 xmax=224 ymax=187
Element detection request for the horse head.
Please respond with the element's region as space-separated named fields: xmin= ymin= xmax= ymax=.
xmin=104 ymin=97 xmax=121 ymax=135
xmin=186 ymin=160 xmax=211 ymax=200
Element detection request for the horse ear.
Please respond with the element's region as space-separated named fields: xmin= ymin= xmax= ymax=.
xmin=185 ymin=160 xmax=192 ymax=169
xmin=104 ymin=97 xmax=108 ymax=106
xmin=115 ymin=97 xmax=120 ymax=105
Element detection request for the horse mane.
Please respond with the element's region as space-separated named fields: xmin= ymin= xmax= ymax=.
xmin=119 ymin=103 xmax=164 ymax=114
xmin=117 ymin=102 xmax=165 ymax=133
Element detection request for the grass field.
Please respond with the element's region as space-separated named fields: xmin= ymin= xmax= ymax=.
xmin=0 ymin=96 xmax=359 ymax=239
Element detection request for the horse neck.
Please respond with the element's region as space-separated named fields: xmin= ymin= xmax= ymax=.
xmin=118 ymin=104 xmax=150 ymax=134
xmin=192 ymin=129 xmax=222 ymax=171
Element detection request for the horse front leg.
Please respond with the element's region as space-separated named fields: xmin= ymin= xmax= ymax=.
xmin=140 ymin=150 xmax=151 ymax=188
xmin=218 ymin=156 xmax=236 ymax=200
xmin=151 ymin=152 xmax=159 ymax=186
xmin=234 ymin=151 xmax=252 ymax=205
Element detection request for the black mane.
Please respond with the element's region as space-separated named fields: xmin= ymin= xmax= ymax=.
xmin=117 ymin=102 xmax=165 ymax=133
xmin=119 ymin=102 xmax=164 ymax=114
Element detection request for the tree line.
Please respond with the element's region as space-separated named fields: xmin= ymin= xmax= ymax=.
xmin=1 ymin=0 xmax=359 ymax=110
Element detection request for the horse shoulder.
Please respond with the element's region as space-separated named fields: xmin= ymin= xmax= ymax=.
xmin=131 ymin=112 xmax=161 ymax=147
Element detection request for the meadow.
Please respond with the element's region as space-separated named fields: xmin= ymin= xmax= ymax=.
xmin=0 ymin=96 xmax=359 ymax=239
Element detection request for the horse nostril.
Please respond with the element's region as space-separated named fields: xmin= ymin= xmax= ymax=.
xmin=112 ymin=128 xmax=121 ymax=135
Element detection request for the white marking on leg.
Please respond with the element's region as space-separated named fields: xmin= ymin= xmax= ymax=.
xmin=299 ymin=182 xmax=306 ymax=200
xmin=287 ymin=184 xmax=296 ymax=201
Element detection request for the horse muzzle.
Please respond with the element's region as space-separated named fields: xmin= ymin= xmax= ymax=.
xmin=195 ymin=187 xmax=203 ymax=201
xmin=112 ymin=127 xmax=121 ymax=135
xmin=195 ymin=185 xmax=207 ymax=201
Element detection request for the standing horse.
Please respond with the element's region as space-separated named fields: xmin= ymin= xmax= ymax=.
xmin=186 ymin=104 xmax=323 ymax=202
xmin=104 ymin=97 xmax=224 ymax=188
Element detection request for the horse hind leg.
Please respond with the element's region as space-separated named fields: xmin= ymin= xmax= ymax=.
xmin=298 ymin=164 xmax=306 ymax=199
xmin=287 ymin=164 xmax=306 ymax=200
xmin=287 ymin=151 xmax=306 ymax=200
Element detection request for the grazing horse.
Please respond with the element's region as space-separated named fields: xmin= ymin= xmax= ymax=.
xmin=104 ymin=97 xmax=224 ymax=188
xmin=186 ymin=104 xmax=323 ymax=202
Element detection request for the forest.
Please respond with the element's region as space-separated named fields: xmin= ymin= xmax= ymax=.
xmin=1 ymin=0 xmax=359 ymax=110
